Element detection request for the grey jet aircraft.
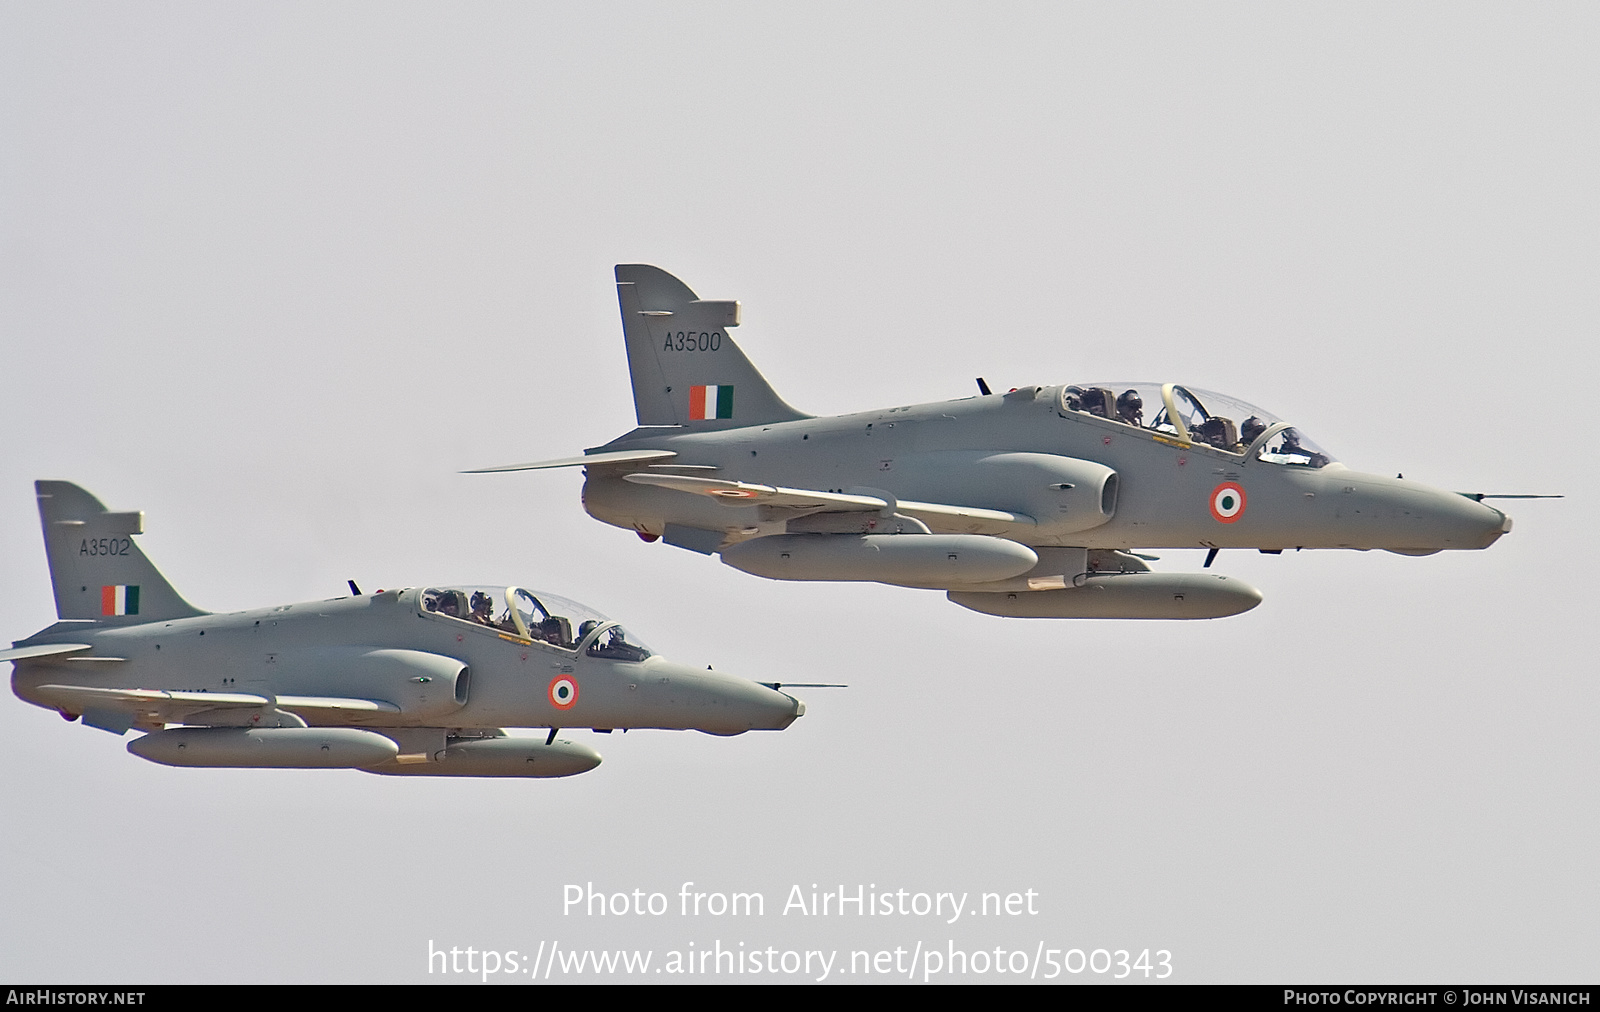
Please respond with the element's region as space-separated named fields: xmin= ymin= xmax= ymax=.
xmin=473 ymin=264 xmax=1528 ymax=621
xmin=5 ymin=481 xmax=804 ymax=777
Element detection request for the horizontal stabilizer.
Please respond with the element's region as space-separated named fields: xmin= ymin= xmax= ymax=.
xmin=464 ymin=449 xmax=677 ymax=474
xmin=0 ymin=643 xmax=93 ymax=663
xmin=624 ymin=473 xmax=1034 ymax=529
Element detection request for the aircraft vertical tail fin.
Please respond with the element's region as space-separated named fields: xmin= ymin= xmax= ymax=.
xmin=36 ymin=481 xmax=206 ymax=623
xmin=615 ymin=265 xmax=811 ymax=428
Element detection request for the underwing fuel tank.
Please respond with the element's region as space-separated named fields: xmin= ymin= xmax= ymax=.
xmin=363 ymin=736 xmax=603 ymax=779
xmin=948 ymin=572 xmax=1263 ymax=619
xmin=721 ymin=533 xmax=1039 ymax=587
xmin=127 ymin=726 xmax=400 ymax=769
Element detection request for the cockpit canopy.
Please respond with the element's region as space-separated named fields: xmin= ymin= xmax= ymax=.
xmin=420 ymin=585 xmax=653 ymax=660
xmin=1062 ymin=382 xmax=1335 ymax=468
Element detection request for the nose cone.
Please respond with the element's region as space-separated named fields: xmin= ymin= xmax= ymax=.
xmin=702 ymin=670 xmax=806 ymax=736
xmin=1424 ymin=490 xmax=1511 ymax=550
xmin=1336 ymin=475 xmax=1512 ymax=551
xmin=653 ymin=661 xmax=805 ymax=736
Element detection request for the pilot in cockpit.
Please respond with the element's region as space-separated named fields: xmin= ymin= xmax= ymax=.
xmin=1281 ymin=429 xmax=1331 ymax=468
xmin=1116 ymin=389 xmax=1143 ymax=427
xmin=1193 ymin=416 xmax=1238 ymax=451
xmin=589 ymin=626 xmax=650 ymax=662
xmin=469 ymin=591 xmax=497 ymax=627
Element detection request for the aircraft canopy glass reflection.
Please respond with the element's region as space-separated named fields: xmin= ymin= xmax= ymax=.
xmin=420 ymin=586 xmax=653 ymax=659
xmin=1061 ymin=382 xmax=1335 ymax=468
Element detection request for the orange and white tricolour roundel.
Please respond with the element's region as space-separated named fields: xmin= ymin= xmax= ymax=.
xmin=548 ymin=675 xmax=579 ymax=710
xmin=1209 ymin=482 xmax=1247 ymax=523
xmin=711 ymin=488 xmax=759 ymax=499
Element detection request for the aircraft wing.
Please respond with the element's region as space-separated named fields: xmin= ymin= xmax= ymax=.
xmin=622 ymin=473 xmax=1034 ymax=532
xmin=275 ymin=695 xmax=402 ymax=715
xmin=898 ymin=500 xmax=1034 ymax=529
xmin=35 ymin=684 xmax=400 ymax=723
xmin=1457 ymin=492 xmax=1563 ymax=501
xmin=464 ymin=449 xmax=677 ymax=473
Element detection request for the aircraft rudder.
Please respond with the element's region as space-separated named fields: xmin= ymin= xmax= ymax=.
xmin=35 ymin=480 xmax=206 ymax=623
xmin=613 ymin=264 xmax=810 ymax=429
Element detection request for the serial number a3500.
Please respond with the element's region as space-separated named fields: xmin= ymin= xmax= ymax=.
xmin=662 ymin=330 xmax=724 ymax=352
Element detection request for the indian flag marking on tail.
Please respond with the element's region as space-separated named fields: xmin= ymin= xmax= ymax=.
xmin=689 ymin=385 xmax=734 ymax=420
xmin=101 ymin=585 xmax=140 ymax=616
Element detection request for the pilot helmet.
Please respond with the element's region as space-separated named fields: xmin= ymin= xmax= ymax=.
xmin=469 ymin=590 xmax=494 ymax=613
xmin=1116 ymin=389 xmax=1143 ymax=420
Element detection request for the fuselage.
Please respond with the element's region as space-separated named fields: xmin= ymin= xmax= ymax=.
xmin=582 ymin=384 xmax=1510 ymax=555
xmin=11 ymin=587 xmax=802 ymax=736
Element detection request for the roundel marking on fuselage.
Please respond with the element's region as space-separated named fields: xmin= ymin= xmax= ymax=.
xmin=1210 ymin=482 xmax=1247 ymax=523
xmin=548 ymin=675 xmax=579 ymax=710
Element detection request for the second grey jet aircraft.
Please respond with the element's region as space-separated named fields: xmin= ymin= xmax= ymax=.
xmin=5 ymin=481 xmax=804 ymax=777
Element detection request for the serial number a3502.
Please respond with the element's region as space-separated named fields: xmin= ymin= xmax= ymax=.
xmin=81 ymin=538 xmax=132 ymax=556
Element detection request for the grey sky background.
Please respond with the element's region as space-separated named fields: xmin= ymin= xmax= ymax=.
xmin=1 ymin=3 xmax=1594 ymax=983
